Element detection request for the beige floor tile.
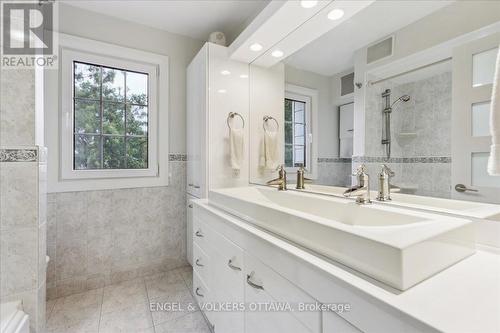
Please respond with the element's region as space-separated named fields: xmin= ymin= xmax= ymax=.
xmin=154 ymin=311 xmax=211 ymax=333
xmin=177 ymin=266 xmax=193 ymax=291
xmin=99 ymin=303 xmax=154 ymax=333
xmin=144 ymin=271 xmax=185 ymax=300
xmin=46 ymin=299 xmax=57 ymax=319
xmin=47 ymin=319 xmax=99 ymax=333
xmin=102 ymin=278 xmax=148 ymax=314
xmin=149 ymin=286 xmax=198 ymax=326
xmin=47 ymin=289 xmax=102 ymax=331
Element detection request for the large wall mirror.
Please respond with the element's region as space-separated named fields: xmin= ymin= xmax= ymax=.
xmin=248 ymin=1 xmax=500 ymax=205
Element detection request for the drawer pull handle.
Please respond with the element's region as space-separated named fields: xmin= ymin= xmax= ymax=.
xmin=195 ymin=230 xmax=204 ymax=237
xmin=195 ymin=287 xmax=204 ymax=297
xmin=246 ymin=273 xmax=264 ymax=290
xmin=228 ymin=259 xmax=241 ymax=271
xmin=194 ymin=185 xmax=200 ymax=189
xmin=188 ymin=204 xmax=193 ymax=208
xmin=188 ymin=184 xmax=194 ymax=187
xmin=196 ymin=259 xmax=204 ymax=267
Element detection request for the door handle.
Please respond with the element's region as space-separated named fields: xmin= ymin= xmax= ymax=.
xmin=228 ymin=259 xmax=241 ymax=271
xmin=246 ymin=272 xmax=264 ymax=290
xmin=455 ymin=184 xmax=479 ymax=193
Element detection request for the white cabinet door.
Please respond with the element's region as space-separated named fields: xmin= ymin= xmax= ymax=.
xmin=452 ymin=33 xmax=500 ymax=203
xmin=186 ymin=45 xmax=207 ymax=198
xmin=186 ymin=195 xmax=196 ymax=265
xmin=339 ymin=103 xmax=354 ymax=139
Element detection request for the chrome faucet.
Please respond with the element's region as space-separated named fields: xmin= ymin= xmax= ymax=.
xmin=377 ymin=164 xmax=396 ymax=201
xmin=343 ymin=164 xmax=371 ymax=204
xmin=266 ymin=165 xmax=287 ymax=191
xmin=295 ymin=165 xmax=312 ymax=189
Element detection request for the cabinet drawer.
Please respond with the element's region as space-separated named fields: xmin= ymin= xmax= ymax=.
xmin=245 ymin=253 xmax=321 ymax=333
xmin=323 ymin=310 xmax=362 ymax=333
xmin=193 ymin=216 xmax=210 ymax=250
xmin=245 ymin=273 xmax=312 ymax=333
xmin=193 ymin=242 xmax=210 ymax=287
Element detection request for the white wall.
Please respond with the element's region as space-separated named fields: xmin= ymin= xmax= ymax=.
xmin=53 ymin=3 xmax=204 ymax=154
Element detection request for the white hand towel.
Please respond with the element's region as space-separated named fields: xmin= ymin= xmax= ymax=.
xmin=230 ymin=128 xmax=244 ymax=170
xmin=488 ymin=45 xmax=500 ymax=175
xmin=263 ymin=131 xmax=279 ymax=170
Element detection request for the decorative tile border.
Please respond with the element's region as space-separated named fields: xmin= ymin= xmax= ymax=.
xmin=0 ymin=148 xmax=38 ymax=162
xmin=352 ymin=156 xmax=451 ymax=163
xmin=318 ymin=157 xmax=352 ymax=163
xmin=169 ymin=153 xmax=187 ymax=162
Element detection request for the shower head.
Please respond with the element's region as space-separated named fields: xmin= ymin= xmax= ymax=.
xmin=391 ymin=95 xmax=411 ymax=107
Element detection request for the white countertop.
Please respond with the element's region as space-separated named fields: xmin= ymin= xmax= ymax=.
xmin=199 ymin=200 xmax=500 ymax=333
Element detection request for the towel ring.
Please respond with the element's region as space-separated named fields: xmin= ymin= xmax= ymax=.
xmin=227 ymin=112 xmax=245 ymax=129
xmin=263 ymin=115 xmax=279 ymax=132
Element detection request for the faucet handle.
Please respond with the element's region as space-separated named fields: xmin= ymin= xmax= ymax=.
xmin=353 ymin=164 xmax=368 ymax=176
xmin=380 ymin=164 xmax=395 ymax=177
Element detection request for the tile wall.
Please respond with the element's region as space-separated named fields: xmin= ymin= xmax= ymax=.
xmin=0 ymin=69 xmax=47 ymax=332
xmin=361 ymin=70 xmax=452 ymax=197
xmin=46 ymin=159 xmax=188 ymax=300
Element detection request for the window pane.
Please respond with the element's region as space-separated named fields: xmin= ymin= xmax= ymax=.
xmin=294 ymin=123 xmax=304 ymax=137
xmin=471 ymin=152 xmax=500 ymax=188
xmin=74 ymin=62 xmax=100 ymax=99
xmin=293 ymin=101 xmax=305 ymax=113
xmin=295 ymin=110 xmax=304 ymax=124
xmin=294 ymin=146 xmax=305 ymax=166
xmin=295 ymin=135 xmax=304 ymax=145
xmin=284 ymin=145 xmax=293 ymax=167
xmin=103 ymin=136 xmax=125 ymax=169
xmin=126 ymin=105 xmax=148 ymax=136
xmin=127 ymin=137 xmax=148 ymax=169
xmin=102 ymin=68 xmax=125 ymax=102
xmin=127 ymin=72 xmax=148 ymax=105
xmin=285 ymin=99 xmax=292 ymax=121
xmin=74 ymin=99 xmax=100 ymax=134
xmin=471 ymin=101 xmax=490 ymax=137
xmin=472 ymin=48 xmax=498 ymax=87
xmin=74 ymin=135 xmax=101 ymax=169
xmin=103 ymin=102 xmax=125 ymax=135
xmin=285 ymin=122 xmax=293 ymax=144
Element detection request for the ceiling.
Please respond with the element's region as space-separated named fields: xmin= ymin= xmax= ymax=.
xmin=63 ymin=0 xmax=269 ymax=43
xmin=283 ymin=1 xmax=453 ymax=76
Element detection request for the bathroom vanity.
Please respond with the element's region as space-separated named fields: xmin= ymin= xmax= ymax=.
xmin=189 ymin=187 xmax=500 ymax=333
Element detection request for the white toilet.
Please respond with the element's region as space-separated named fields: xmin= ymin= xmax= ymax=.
xmin=0 ymin=301 xmax=29 ymax=333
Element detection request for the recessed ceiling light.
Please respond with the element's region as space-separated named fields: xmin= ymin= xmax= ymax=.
xmin=239 ymin=74 xmax=248 ymax=79
xmin=217 ymin=89 xmax=227 ymax=94
xmin=271 ymin=50 xmax=284 ymax=58
xmin=300 ymin=0 xmax=318 ymax=8
xmin=327 ymin=8 xmax=344 ymax=20
xmin=250 ymin=43 xmax=263 ymax=52
xmin=220 ymin=70 xmax=231 ymax=75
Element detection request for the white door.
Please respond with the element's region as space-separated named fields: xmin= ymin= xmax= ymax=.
xmin=452 ymin=33 xmax=500 ymax=203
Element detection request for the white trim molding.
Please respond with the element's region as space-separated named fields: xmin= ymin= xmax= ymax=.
xmin=285 ymin=83 xmax=318 ymax=179
xmin=46 ymin=33 xmax=169 ymax=192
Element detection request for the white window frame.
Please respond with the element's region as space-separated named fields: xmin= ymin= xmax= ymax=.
xmin=285 ymin=84 xmax=318 ymax=179
xmin=47 ymin=34 xmax=169 ymax=192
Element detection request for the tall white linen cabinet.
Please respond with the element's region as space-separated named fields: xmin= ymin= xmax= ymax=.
xmin=185 ymin=43 xmax=250 ymax=265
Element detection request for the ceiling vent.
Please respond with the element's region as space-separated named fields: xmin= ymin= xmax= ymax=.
xmin=340 ymin=72 xmax=354 ymax=96
xmin=367 ymin=36 xmax=393 ymax=64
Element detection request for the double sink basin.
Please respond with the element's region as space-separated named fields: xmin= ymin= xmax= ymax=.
xmin=209 ymin=186 xmax=479 ymax=290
